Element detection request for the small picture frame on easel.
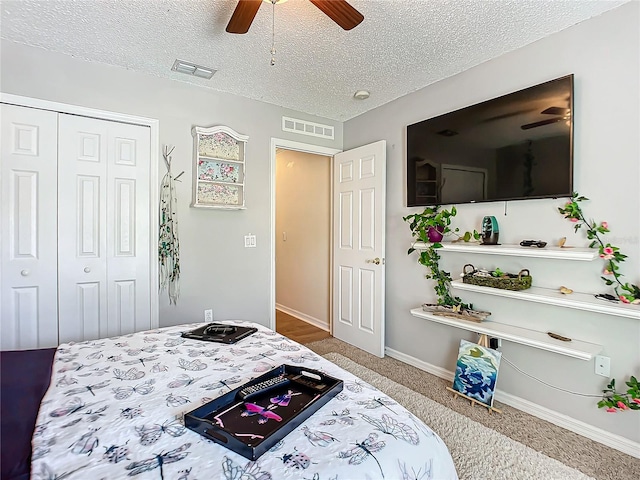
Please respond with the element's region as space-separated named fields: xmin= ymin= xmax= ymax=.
xmin=447 ymin=336 xmax=502 ymax=413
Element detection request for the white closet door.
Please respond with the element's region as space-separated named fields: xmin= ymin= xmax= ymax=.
xmin=1 ymin=104 xmax=59 ymax=349
xmin=57 ymin=114 xmax=151 ymax=343
xmin=106 ymin=120 xmax=151 ymax=337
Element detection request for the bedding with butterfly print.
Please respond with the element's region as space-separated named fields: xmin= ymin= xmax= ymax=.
xmin=31 ymin=321 xmax=458 ymax=479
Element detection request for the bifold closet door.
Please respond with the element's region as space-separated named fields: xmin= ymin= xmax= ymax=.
xmin=57 ymin=114 xmax=151 ymax=343
xmin=0 ymin=104 xmax=60 ymax=349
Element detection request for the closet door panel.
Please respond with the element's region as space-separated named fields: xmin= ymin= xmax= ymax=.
xmin=1 ymin=104 xmax=59 ymax=350
xmin=58 ymin=114 xmax=151 ymax=342
xmin=58 ymin=114 xmax=109 ymax=343
xmin=107 ymin=122 xmax=151 ymax=336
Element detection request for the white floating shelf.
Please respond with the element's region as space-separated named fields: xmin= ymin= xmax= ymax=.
xmin=451 ymin=280 xmax=640 ymax=319
xmin=410 ymin=308 xmax=602 ymax=360
xmin=411 ymin=242 xmax=598 ymax=261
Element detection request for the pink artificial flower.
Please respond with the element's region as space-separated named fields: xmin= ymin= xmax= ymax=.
xmin=570 ymin=217 xmax=578 ymax=223
xmin=603 ymin=269 xmax=612 ymax=275
xmin=632 ymin=398 xmax=640 ymax=405
xmin=606 ymin=407 xmax=617 ymax=413
xmin=601 ymin=221 xmax=609 ymax=229
xmin=600 ymin=247 xmax=614 ymax=260
xmin=620 ymin=295 xmax=631 ymax=304
xmin=617 ymin=401 xmax=629 ymax=410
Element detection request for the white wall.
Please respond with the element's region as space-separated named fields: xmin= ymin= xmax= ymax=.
xmin=0 ymin=40 xmax=343 ymax=329
xmin=344 ymin=3 xmax=640 ymax=444
xmin=275 ymin=149 xmax=331 ymax=329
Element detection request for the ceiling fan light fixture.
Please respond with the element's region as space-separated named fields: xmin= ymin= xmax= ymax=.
xmin=171 ymin=60 xmax=216 ymax=80
xmin=354 ymin=90 xmax=370 ymax=100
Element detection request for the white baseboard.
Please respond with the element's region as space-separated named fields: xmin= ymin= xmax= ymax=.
xmin=385 ymin=346 xmax=640 ymax=459
xmin=276 ymin=304 xmax=329 ymax=332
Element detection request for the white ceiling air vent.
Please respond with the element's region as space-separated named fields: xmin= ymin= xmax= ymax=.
xmin=282 ymin=116 xmax=334 ymax=140
xmin=171 ymin=59 xmax=216 ymax=79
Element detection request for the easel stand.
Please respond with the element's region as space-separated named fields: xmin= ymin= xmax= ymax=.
xmin=447 ymin=334 xmax=502 ymax=414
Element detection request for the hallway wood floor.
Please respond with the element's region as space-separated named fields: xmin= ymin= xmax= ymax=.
xmin=275 ymin=310 xmax=331 ymax=344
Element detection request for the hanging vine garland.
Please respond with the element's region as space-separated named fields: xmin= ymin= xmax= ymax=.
xmin=159 ymin=145 xmax=182 ymax=305
xmin=558 ymin=192 xmax=640 ymax=304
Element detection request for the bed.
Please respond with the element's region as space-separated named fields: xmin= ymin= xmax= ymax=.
xmin=3 ymin=321 xmax=457 ymax=479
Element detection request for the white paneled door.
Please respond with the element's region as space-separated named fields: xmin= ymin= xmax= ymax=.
xmin=1 ymin=103 xmax=152 ymax=349
xmin=58 ymin=114 xmax=151 ymax=343
xmin=0 ymin=104 xmax=60 ymax=349
xmin=332 ymin=141 xmax=386 ymax=357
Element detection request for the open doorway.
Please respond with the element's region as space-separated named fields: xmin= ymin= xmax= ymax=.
xmin=269 ymin=139 xmax=340 ymax=344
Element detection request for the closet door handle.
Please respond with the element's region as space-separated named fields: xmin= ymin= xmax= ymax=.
xmin=84 ymin=267 xmax=91 ymax=273
xmin=21 ymin=269 xmax=29 ymax=276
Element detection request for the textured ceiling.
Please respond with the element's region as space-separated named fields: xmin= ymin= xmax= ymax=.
xmin=0 ymin=0 xmax=629 ymax=121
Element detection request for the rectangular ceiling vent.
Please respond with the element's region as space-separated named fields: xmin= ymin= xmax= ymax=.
xmin=282 ymin=116 xmax=334 ymax=140
xmin=171 ymin=59 xmax=216 ymax=79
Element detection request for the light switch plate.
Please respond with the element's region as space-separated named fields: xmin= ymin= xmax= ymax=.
xmin=244 ymin=234 xmax=256 ymax=248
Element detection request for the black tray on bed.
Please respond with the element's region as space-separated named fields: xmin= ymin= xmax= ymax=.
xmin=184 ymin=364 xmax=343 ymax=460
xmin=181 ymin=323 xmax=257 ymax=344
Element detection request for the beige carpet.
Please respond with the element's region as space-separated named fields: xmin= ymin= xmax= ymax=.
xmin=324 ymin=352 xmax=594 ymax=480
xmin=307 ymin=338 xmax=640 ymax=480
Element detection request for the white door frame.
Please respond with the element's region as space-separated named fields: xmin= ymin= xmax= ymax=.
xmin=269 ymin=138 xmax=340 ymax=332
xmin=0 ymin=93 xmax=160 ymax=329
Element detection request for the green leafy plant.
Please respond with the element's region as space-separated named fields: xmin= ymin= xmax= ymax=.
xmin=598 ymin=376 xmax=640 ymax=412
xmin=404 ymin=206 xmax=475 ymax=307
xmin=558 ymin=192 xmax=640 ymax=304
xmin=492 ymin=267 xmax=505 ymax=277
xmin=453 ymin=230 xmax=482 ymax=243
xmin=403 ymin=205 xmax=457 ymax=242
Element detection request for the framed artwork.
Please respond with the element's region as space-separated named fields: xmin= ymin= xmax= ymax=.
xmin=452 ymin=339 xmax=502 ymax=408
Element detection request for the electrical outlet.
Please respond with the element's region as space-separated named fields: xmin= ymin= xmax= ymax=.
xmin=204 ymin=309 xmax=213 ymax=323
xmin=489 ymin=337 xmax=502 ymax=350
xmin=594 ymin=355 xmax=610 ymax=377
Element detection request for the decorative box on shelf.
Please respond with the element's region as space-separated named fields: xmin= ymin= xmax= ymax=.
xmin=191 ymin=125 xmax=249 ymax=209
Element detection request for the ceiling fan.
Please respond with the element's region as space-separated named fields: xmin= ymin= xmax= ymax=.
xmin=226 ymin=0 xmax=364 ymax=34
xmin=520 ymin=106 xmax=571 ymax=130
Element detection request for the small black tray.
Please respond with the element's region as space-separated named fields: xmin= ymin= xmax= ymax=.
xmin=181 ymin=323 xmax=257 ymax=344
xmin=184 ymin=365 xmax=343 ymax=460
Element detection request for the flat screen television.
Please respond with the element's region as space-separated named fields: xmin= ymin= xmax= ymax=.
xmin=406 ymin=74 xmax=574 ymax=206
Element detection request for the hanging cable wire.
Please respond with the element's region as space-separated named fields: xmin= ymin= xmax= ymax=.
xmin=501 ymin=355 xmax=602 ymax=397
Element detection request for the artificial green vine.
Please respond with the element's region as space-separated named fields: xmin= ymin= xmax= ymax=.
xmin=558 ymin=192 xmax=640 ymax=304
xmin=404 ymin=206 xmax=478 ymax=307
xmin=598 ymin=376 xmax=640 ymax=412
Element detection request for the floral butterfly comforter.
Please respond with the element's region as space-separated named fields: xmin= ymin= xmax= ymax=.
xmin=31 ymin=321 xmax=458 ymax=479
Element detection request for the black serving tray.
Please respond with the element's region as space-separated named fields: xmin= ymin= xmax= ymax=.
xmin=181 ymin=323 xmax=257 ymax=344
xmin=184 ymin=364 xmax=343 ymax=460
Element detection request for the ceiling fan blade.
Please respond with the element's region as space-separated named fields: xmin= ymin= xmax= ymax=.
xmin=541 ymin=106 xmax=570 ymax=116
xmin=226 ymin=0 xmax=262 ymax=34
xmin=309 ymin=0 xmax=364 ymax=30
xmin=520 ymin=117 xmax=563 ymax=130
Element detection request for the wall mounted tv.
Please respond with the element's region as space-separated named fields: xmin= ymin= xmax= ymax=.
xmin=406 ymin=74 xmax=574 ymax=206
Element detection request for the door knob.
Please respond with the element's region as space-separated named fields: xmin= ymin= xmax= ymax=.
xmin=84 ymin=267 xmax=91 ymax=273
xmin=20 ymin=269 xmax=29 ymax=276
xmin=366 ymin=257 xmax=381 ymax=265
